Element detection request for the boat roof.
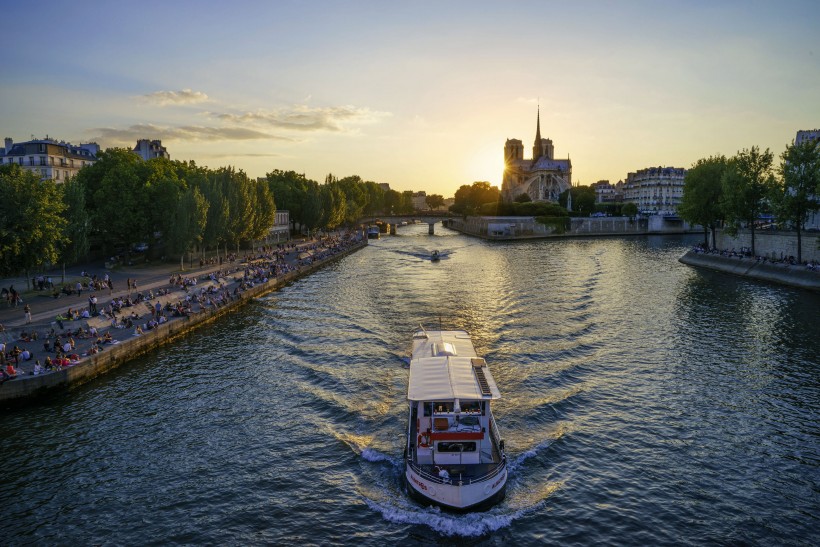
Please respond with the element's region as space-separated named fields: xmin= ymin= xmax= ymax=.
xmin=407 ymin=329 xmax=501 ymax=401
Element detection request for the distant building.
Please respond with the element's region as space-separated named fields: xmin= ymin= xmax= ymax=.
xmin=591 ymin=180 xmax=623 ymax=203
xmin=796 ymin=129 xmax=820 ymax=229
xmin=0 ymin=137 xmax=98 ymax=182
xmin=378 ymin=183 xmax=391 ymax=193
xmin=622 ymin=166 xmax=686 ymax=216
xmin=502 ymin=107 xmax=572 ymax=203
xmin=269 ymin=210 xmax=290 ymax=242
xmin=412 ymin=191 xmax=427 ymax=211
xmin=795 ymin=129 xmax=820 ymax=146
xmin=133 ymin=139 xmax=170 ymax=161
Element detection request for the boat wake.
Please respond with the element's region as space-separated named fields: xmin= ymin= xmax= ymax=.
xmin=361 ymin=447 xmax=401 ymax=465
xmin=364 ymin=497 xmax=538 ymax=537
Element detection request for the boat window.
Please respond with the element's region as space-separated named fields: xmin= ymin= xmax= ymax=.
xmin=461 ymin=401 xmax=482 ymax=414
xmin=437 ymin=442 xmax=476 ymax=453
xmin=433 ymin=402 xmax=453 ymax=414
xmin=423 ymin=402 xmax=432 ymax=417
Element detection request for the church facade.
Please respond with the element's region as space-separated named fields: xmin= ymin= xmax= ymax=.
xmin=501 ymin=108 xmax=572 ymax=203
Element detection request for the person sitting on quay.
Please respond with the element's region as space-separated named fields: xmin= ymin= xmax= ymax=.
xmin=20 ymin=348 xmax=32 ymax=361
xmin=103 ymin=332 xmax=113 ymax=344
xmin=4 ymin=362 xmax=18 ymax=380
xmin=44 ymin=356 xmax=55 ymax=371
xmin=134 ymin=325 xmax=144 ymax=336
xmin=32 ymin=360 xmax=44 ymax=375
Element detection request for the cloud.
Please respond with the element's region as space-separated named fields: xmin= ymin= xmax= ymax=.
xmin=204 ymin=104 xmax=392 ymax=132
xmin=138 ymin=89 xmax=209 ymax=106
xmin=88 ymin=123 xmax=293 ymax=145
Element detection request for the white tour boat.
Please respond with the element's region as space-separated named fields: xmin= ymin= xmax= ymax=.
xmin=404 ymin=328 xmax=507 ymax=511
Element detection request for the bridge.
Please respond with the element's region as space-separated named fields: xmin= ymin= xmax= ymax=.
xmin=363 ymin=215 xmax=454 ymax=235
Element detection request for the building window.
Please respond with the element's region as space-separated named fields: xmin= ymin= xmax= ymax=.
xmin=56 ymin=170 xmax=60 ymax=180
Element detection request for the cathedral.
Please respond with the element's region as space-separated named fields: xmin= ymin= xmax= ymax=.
xmin=501 ymin=108 xmax=572 ymax=203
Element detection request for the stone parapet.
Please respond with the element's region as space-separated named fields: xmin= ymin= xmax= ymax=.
xmin=679 ymin=250 xmax=820 ymax=291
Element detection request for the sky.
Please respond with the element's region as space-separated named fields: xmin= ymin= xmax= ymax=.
xmin=1 ymin=0 xmax=819 ymax=197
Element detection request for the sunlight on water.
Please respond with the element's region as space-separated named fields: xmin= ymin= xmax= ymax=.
xmin=2 ymin=226 xmax=818 ymax=545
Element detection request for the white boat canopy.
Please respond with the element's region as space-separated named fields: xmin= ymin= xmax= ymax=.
xmin=407 ymin=330 xmax=501 ymax=401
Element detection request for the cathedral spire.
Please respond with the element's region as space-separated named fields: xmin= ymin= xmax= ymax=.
xmin=533 ymin=104 xmax=543 ymax=160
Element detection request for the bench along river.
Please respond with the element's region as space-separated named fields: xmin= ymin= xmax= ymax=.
xmin=2 ymin=224 xmax=818 ymax=544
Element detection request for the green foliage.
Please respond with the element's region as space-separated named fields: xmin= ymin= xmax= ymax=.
xmin=722 ymin=146 xmax=776 ymax=256
xmin=771 ymin=140 xmax=820 ymax=262
xmin=170 ymin=186 xmax=209 ymax=268
xmin=571 ymin=186 xmax=597 ymax=216
xmin=425 ymin=194 xmax=445 ymax=210
xmin=0 ymin=164 xmax=68 ymax=279
xmin=679 ymin=155 xmax=728 ymax=248
xmin=621 ymin=203 xmax=638 ymax=218
xmin=451 ymin=181 xmax=501 ymax=215
xmin=514 ymin=192 xmax=532 ymax=203
xmin=61 ymin=176 xmax=90 ymax=265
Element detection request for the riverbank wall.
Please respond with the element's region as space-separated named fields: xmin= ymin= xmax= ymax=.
xmin=714 ymin=229 xmax=820 ymax=263
xmin=0 ymin=240 xmax=367 ymax=406
xmin=445 ymin=215 xmax=694 ymax=240
xmin=678 ymin=250 xmax=820 ymax=291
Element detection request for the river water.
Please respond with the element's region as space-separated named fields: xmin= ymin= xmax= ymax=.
xmin=2 ymin=224 xmax=818 ymax=545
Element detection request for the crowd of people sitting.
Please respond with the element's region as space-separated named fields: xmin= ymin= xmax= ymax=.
xmin=0 ymin=232 xmax=364 ymax=384
xmin=691 ymin=243 xmax=820 ymax=271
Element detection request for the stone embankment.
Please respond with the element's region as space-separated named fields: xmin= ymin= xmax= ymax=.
xmin=0 ymin=238 xmax=367 ymax=406
xmin=679 ymin=250 xmax=820 ymax=291
xmin=445 ymin=215 xmax=693 ymax=240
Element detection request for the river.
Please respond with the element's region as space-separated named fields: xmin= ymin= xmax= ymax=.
xmin=2 ymin=224 xmax=818 ymax=545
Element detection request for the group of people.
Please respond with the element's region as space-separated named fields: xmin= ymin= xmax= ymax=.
xmin=692 ymin=243 xmax=820 ymax=270
xmin=1 ymin=233 xmax=365 ymax=383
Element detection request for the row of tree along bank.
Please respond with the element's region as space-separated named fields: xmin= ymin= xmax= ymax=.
xmin=0 ymin=153 xmax=444 ymax=289
xmin=678 ymin=141 xmax=820 ymax=264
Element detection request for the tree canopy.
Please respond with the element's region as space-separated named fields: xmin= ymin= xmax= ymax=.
xmin=679 ymin=155 xmax=728 ymax=249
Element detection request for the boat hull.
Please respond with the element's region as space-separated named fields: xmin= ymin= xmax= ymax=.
xmin=404 ymin=465 xmax=507 ymax=512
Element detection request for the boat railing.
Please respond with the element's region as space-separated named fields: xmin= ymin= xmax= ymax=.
xmin=406 ymin=456 xmax=506 ymax=486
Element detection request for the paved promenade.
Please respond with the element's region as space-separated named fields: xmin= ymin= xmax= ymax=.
xmin=0 ymin=233 xmax=364 ymax=390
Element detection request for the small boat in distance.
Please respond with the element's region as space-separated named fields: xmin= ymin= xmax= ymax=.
xmin=367 ymin=226 xmax=380 ymax=239
xmin=431 ymin=250 xmax=440 ymax=261
xmin=404 ymin=328 xmax=507 ymax=511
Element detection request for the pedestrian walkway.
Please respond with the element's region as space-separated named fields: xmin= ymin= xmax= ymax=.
xmin=0 ymin=232 xmax=365 ymax=388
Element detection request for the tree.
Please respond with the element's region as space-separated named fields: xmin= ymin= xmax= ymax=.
xmin=513 ymin=193 xmax=532 ymax=203
xmin=621 ymin=202 xmax=638 ymax=219
xmin=60 ymin=175 xmax=91 ymax=279
xmin=425 ymin=194 xmax=445 ymax=210
xmin=450 ymin=181 xmax=501 ymax=215
xmin=266 ymin=170 xmax=315 ymax=234
xmin=0 ymin=165 xmax=68 ymax=286
xmin=250 ymin=180 xmax=276 ymax=250
xmin=383 ymin=189 xmax=402 ymax=215
xmin=336 ymin=175 xmax=367 ymax=222
xmin=570 ymin=186 xmax=596 ymax=216
xmin=200 ymin=175 xmax=230 ymax=260
xmin=320 ymin=181 xmax=346 ymax=230
xmin=678 ymin=155 xmax=728 ymax=249
xmin=362 ymin=181 xmax=385 ymax=217
xmin=77 ymin=148 xmax=150 ymax=254
xmin=772 ymin=140 xmax=820 ymax=263
xmin=722 ymin=146 xmax=775 ymax=257
xmin=170 ymin=186 xmax=209 ymax=270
